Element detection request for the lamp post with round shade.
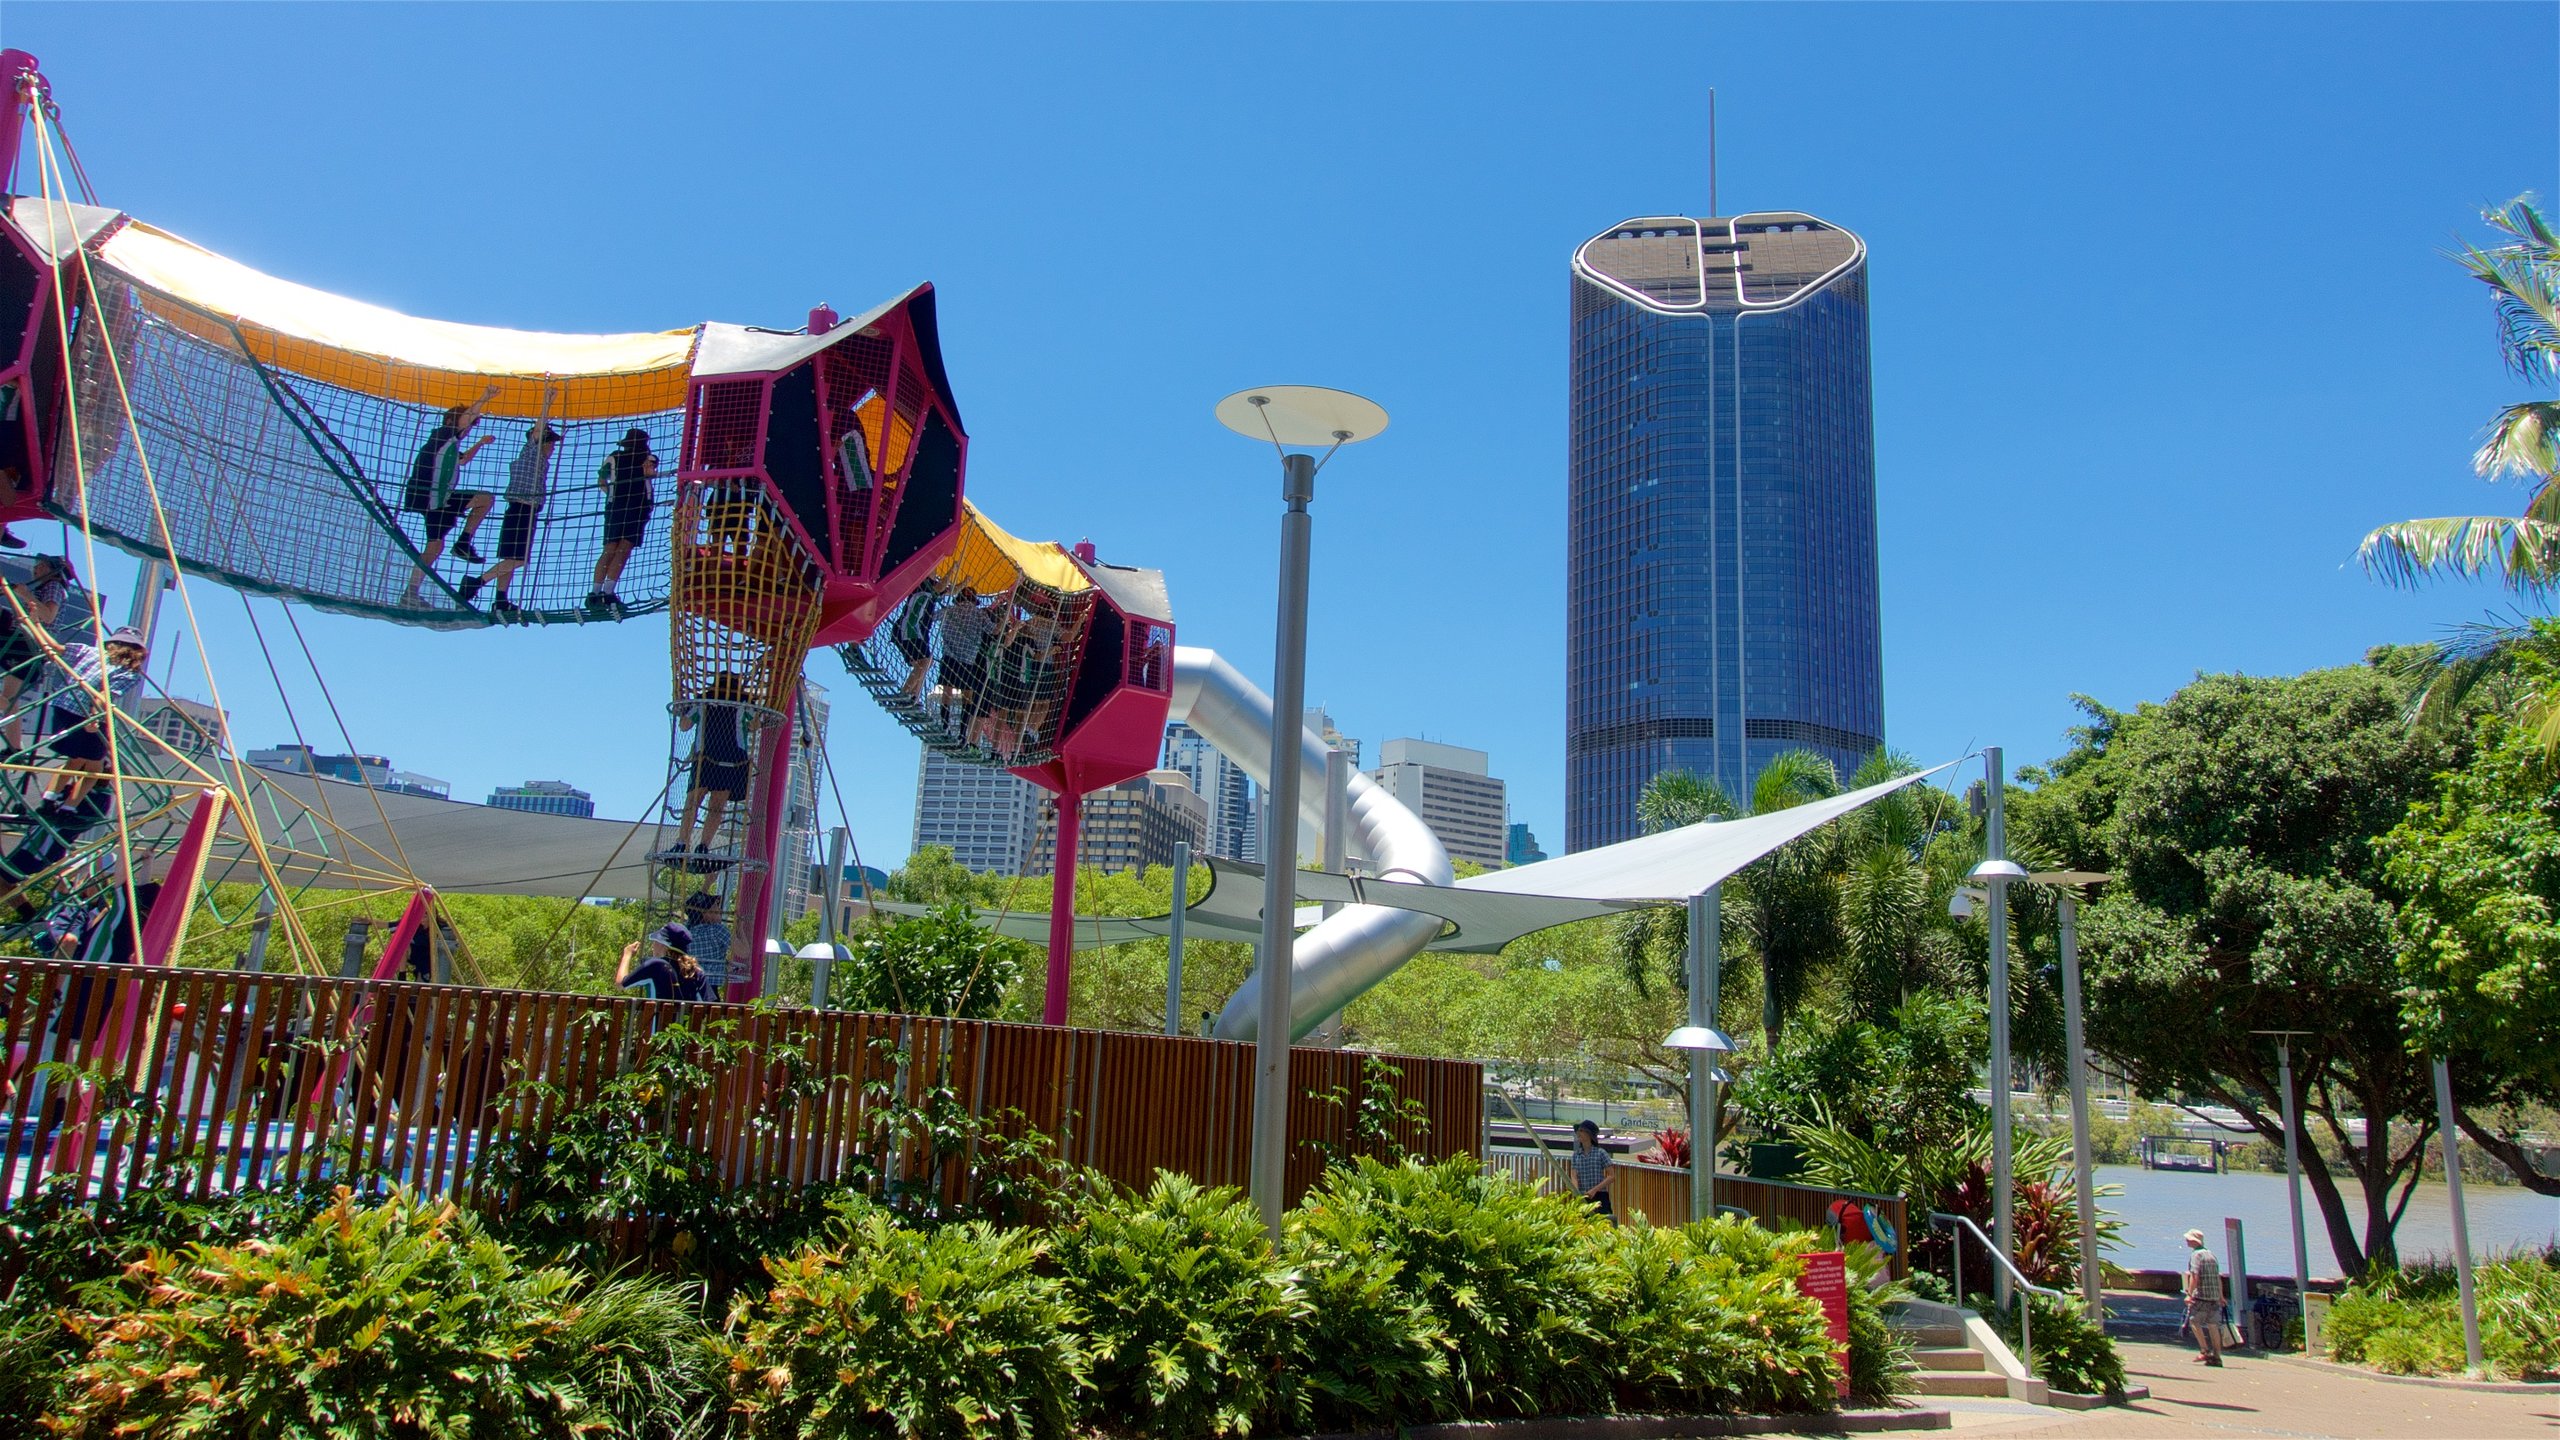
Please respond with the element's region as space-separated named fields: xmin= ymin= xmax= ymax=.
xmin=1215 ymin=385 xmax=1388 ymax=1237
xmin=1664 ymin=1023 xmax=1735 ymax=1222
xmin=1969 ymin=746 xmax=2027 ymax=1305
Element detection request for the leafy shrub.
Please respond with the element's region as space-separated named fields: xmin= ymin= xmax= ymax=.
xmin=1289 ymin=1156 xmax=1620 ymax=1418
xmin=0 ymin=1169 xmax=336 ymax=1304
xmin=2327 ymin=1252 xmax=2560 ymax=1380
xmin=45 ymin=1188 xmax=716 ymax=1439
xmin=721 ymin=1210 xmax=1086 ymax=1439
xmin=1271 ymin=1222 xmax=1451 ymax=1430
xmin=1973 ymin=1290 xmax=2126 ymax=1399
xmin=1607 ymin=1221 xmax=1835 ymax=1414
xmin=1836 ymin=1240 xmax=1916 ymax=1405
xmin=836 ymin=903 xmax=1024 ymax=1018
xmin=1050 ymin=1173 xmax=1303 ymax=1436
xmin=1303 ymin=1054 xmax=1432 ymax=1169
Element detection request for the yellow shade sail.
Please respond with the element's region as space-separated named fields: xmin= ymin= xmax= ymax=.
xmin=941 ymin=502 xmax=1088 ymax=596
xmin=98 ymin=221 xmax=697 ymax=419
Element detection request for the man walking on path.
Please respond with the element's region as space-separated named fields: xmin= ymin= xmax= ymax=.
xmin=2182 ymin=1228 xmax=2225 ymax=1366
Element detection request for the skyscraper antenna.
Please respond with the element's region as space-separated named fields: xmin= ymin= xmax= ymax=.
xmin=1708 ymin=87 xmax=1718 ymax=218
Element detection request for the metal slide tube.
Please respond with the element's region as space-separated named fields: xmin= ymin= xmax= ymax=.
xmin=1169 ymin=647 xmax=1452 ymax=1041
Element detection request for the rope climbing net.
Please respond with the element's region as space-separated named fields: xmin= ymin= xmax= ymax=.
xmin=63 ymin=227 xmax=691 ymax=629
xmin=839 ymin=504 xmax=1096 ymax=770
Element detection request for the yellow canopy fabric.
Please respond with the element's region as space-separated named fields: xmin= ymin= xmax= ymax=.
xmin=942 ymin=502 xmax=1089 ymax=596
xmin=97 ymin=221 xmax=697 ymax=419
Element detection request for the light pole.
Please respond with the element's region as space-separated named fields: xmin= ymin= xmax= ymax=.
xmin=1969 ymin=747 xmax=2028 ymax=1307
xmin=1683 ymin=884 xmax=1726 ymax=1220
xmin=1216 ymin=385 xmax=1389 ymax=1237
xmin=2252 ymin=1030 xmax=2314 ymax=1352
xmin=1665 ymin=1020 xmax=1734 ymax=1222
xmin=2430 ymin=1055 xmax=2487 ymax=1375
xmin=2034 ymin=871 xmax=2112 ymax=1321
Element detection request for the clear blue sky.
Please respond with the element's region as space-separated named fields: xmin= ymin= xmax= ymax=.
xmin=7 ymin=3 xmax=2556 ymax=869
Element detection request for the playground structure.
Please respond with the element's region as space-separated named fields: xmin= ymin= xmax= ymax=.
xmin=0 ymin=49 xmax=1457 ymax=1038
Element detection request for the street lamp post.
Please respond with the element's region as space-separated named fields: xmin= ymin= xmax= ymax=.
xmin=1970 ymin=747 xmax=2028 ymax=1307
xmin=1217 ymin=386 xmax=1388 ymax=1238
xmin=1683 ymin=885 xmax=1724 ymax=1219
xmin=1665 ymin=1021 xmax=1735 ymax=1223
xmin=2025 ymin=870 xmax=2111 ymax=1320
xmin=2251 ymin=1031 xmax=2314 ymax=1352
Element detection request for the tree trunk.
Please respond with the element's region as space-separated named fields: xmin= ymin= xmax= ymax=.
xmin=2457 ymin=1110 xmax=2560 ymax=1196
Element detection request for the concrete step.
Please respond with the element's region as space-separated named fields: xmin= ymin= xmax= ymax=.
xmin=1912 ymin=1347 xmax=1985 ymax=1372
xmin=1912 ymin=1372 xmax=2011 ymax=1398
xmin=1897 ymin=1324 xmax=1967 ymax=1348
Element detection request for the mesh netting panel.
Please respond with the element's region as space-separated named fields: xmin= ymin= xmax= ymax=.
xmin=838 ymin=537 xmax=1095 ymax=769
xmin=63 ymin=266 xmax=681 ymax=628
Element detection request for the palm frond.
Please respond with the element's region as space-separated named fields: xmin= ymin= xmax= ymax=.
xmin=1750 ymin=749 xmax=1840 ymax=816
xmin=2463 ymin=196 xmax=2560 ymax=382
xmin=1635 ymin=768 xmax=1743 ymax=834
xmin=2358 ymin=515 xmax=2560 ymax=590
xmin=2474 ymin=401 xmax=2560 ymax=486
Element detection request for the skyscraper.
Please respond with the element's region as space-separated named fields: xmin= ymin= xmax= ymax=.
xmin=911 ymin=745 xmax=1047 ymax=876
xmin=1566 ymin=212 xmax=1884 ymax=851
xmin=1367 ymin=738 xmax=1509 ymax=872
xmin=1160 ymin=721 xmax=1256 ymax=862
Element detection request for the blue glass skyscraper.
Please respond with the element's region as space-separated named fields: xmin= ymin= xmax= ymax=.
xmin=1566 ymin=213 xmax=1883 ymax=851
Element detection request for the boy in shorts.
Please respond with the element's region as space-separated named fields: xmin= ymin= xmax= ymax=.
xmin=401 ymin=385 xmax=502 ymax=603
xmin=588 ymin=428 xmax=659 ymax=617
xmin=459 ymin=421 xmax=560 ymax=615
xmin=665 ymin=672 xmax=760 ymax=860
xmin=37 ymin=624 xmax=148 ymax=814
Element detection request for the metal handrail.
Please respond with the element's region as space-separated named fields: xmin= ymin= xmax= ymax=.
xmin=1931 ymin=1211 xmax=2070 ymax=1381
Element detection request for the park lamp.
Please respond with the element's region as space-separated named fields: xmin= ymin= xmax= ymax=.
xmin=1663 ymin=1024 xmax=1735 ymax=1055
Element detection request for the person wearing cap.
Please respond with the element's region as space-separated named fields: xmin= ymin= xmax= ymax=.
xmin=2182 ymin=1228 xmax=2226 ymax=1366
xmin=588 ymin=427 xmax=659 ymax=617
xmin=1570 ymin=1119 xmax=1615 ymax=1221
xmin=681 ymin=890 xmax=734 ymax=992
xmin=400 ymin=385 xmax=504 ymax=605
xmin=36 ymin=623 xmax=148 ymax=814
xmin=0 ymin=554 xmax=70 ymax=754
xmin=617 ymin=922 xmax=709 ymax=1002
xmin=459 ymin=419 xmax=562 ymax=616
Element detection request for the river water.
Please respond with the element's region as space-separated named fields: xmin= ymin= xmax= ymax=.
xmin=2094 ymin=1163 xmax=2560 ymax=1278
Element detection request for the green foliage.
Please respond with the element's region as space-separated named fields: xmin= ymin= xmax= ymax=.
xmin=1270 ymin=1219 xmax=1451 ymax=1430
xmin=720 ymin=1211 xmax=1087 ymax=1440
xmin=0 ymin=1170 xmax=338 ymax=1307
xmin=2325 ymin=1252 xmax=2560 ymax=1380
xmin=1288 ymin=1156 xmax=1618 ymax=1418
xmin=836 ymin=904 xmax=1026 ymax=1019
xmin=179 ymin=885 xmax=645 ymax=992
xmin=1727 ymin=993 xmax=1984 ymax=1174
xmin=1605 ymin=1220 xmax=1837 ymax=1414
xmin=46 ymin=1188 xmax=715 ymax=1440
xmin=1305 ymin=1053 xmax=1432 ymax=1169
xmin=1050 ymin=1173 xmax=1302 ymax=1436
xmin=1973 ymin=1290 xmax=2126 ymax=1399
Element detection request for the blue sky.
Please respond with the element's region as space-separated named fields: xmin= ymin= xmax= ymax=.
xmin=6 ymin=3 xmax=2556 ymax=868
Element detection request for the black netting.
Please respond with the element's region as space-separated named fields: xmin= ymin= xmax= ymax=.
xmin=62 ymin=265 xmax=681 ymax=628
xmin=838 ymin=561 xmax=1095 ymax=769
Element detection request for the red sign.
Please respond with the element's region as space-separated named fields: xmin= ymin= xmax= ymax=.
xmin=1797 ymin=1250 xmax=1853 ymax=1400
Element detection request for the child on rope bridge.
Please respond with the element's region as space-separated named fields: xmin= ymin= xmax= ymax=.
xmin=32 ymin=624 xmax=147 ymax=818
xmin=401 ymin=386 xmax=503 ymax=604
xmin=0 ymin=554 xmax=70 ymax=755
xmin=459 ymin=420 xmax=561 ymax=616
xmin=588 ymin=427 xmax=660 ymax=617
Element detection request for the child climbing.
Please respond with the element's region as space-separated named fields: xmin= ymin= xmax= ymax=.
xmin=665 ymin=671 xmax=760 ymax=861
xmin=589 ymin=426 xmax=659 ymax=617
xmin=402 ymin=385 xmax=503 ymax=603
xmin=36 ymin=624 xmax=148 ymax=815
xmin=0 ymin=554 xmax=70 ymax=754
xmin=459 ymin=415 xmax=561 ymax=616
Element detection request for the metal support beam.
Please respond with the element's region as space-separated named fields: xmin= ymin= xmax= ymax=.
xmin=1251 ymin=450 xmax=1317 ymax=1238
xmin=1164 ymin=839 xmax=1190 ymax=1036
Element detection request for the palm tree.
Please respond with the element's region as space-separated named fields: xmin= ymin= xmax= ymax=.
xmin=2362 ymin=196 xmax=2560 ymax=749
xmin=1831 ymin=750 xmax=1972 ymax=1022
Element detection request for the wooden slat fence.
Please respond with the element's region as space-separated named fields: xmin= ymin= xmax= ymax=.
xmin=0 ymin=959 xmax=1480 ymax=1213
xmin=1484 ymin=1150 xmax=1908 ymax=1276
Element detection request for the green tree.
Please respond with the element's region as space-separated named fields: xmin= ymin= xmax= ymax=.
xmin=2361 ymin=196 xmax=2560 ymax=750
xmin=836 ymin=903 xmax=1028 ymax=1018
xmin=2377 ymin=682 xmax=2560 ymax=1195
xmin=2015 ymin=666 xmax=2461 ymax=1277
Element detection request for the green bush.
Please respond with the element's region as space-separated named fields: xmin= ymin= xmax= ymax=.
xmin=2327 ymin=1252 xmax=2560 ymax=1380
xmin=1972 ymin=1290 xmax=2126 ymax=1399
xmin=1836 ymin=1240 xmax=1916 ymax=1405
xmin=45 ymin=1188 xmax=716 ymax=1440
xmin=1051 ymin=1173 xmax=1303 ymax=1437
xmin=720 ymin=1210 xmax=1086 ymax=1439
xmin=1271 ymin=1219 xmax=1452 ymax=1430
xmin=1289 ymin=1156 xmax=1619 ymax=1419
xmin=1607 ymin=1221 xmax=1836 ymax=1414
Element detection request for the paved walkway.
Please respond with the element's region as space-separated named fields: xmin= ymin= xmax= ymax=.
xmin=1907 ymin=1341 xmax=2557 ymax=1439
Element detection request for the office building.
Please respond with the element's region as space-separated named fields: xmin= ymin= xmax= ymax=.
xmin=1037 ymin=769 xmax=1208 ymax=876
xmin=489 ymin=780 xmax=595 ymax=818
xmin=246 ymin=742 xmax=446 ymax=800
xmin=1160 ymin=721 xmax=1255 ymax=861
xmin=911 ymin=745 xmax=1047 ymax=876
xmin=1567 ymin=212 xmax=1884 ymax=850
xmin=1507 ymin=822 xmax=1547 ymax=867
xmin=140 ymin=697 xmax=228 ymax=761
xmin=1303 ymin=706 xmax=1359 ymax=768
xmin=1368 ymin=738 xmax=1508 ymax=871
xmin=779 ymin=679 xmax=831 ymax=918
xmin=384 ymin=771 xmax=449 ymax=801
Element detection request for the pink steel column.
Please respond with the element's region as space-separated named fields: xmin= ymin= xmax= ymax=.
xmin=0 ymin=51 xmax=38 ymax=195
xmin=728 ymin=683 xmax=802 ymax=1002
xmin=137 ymin=790 xmax=223 ymax=967
xmin=1041 ymin=789 xmax=1083 ymax=1026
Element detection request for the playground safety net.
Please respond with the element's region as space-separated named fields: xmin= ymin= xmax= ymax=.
xmin=60 ymin=219 xmax=693 ymax=628
xmin=838 ymin=503 xmax=1095 ymax=770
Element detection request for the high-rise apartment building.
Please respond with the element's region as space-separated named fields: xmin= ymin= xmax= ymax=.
xmin=1507 ymin=822 xmax=1547 ymax=867
xmin=1035 ymin=770 xmax=1208 ymax=876
xmin=141 ymin=697 xmax=228 ymax=761
xmin=779 ymin=680 xmax=832 ymax=917
xmin=1368 ymin=738 xmax=1508 ymax=871
xmin=911 ymin=746 xmax=1048 ymax=876
xmin=1160 ymin=721 xmax=1255 ymax=861
xmin=489 ymin=780 xmax=596 ymax=818
xmin=1566 ymin=212 xmax=1884 ymax=850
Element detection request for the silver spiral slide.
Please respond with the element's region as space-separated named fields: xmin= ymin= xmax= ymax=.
xmin=1169 ymin=646 xmax=1453 ymax=1042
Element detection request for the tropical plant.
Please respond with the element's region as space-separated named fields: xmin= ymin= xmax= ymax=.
xmin=1972 ymin=1289 xmax=2126 ymax=1399
xmin=1288 ymin=1156 xmax=1621 ymax=1418
xmin=835 ymin=902 xmax=1026 ymax=1019
xmin=2325 ymin=1250 xmax=2560 ymax=1381
xmin=1272 ymin=1215 xmax=1452 ymax=1430
xmin=46 ymin=1189 xmax=717 ymax=1440
xmin=1050 ymin=1173 xmax=1304 ymax=1437
xmin=1605 ymin=1220 xmax=1837 ymax=1414
xmin=2361 ymin=196 xmax=2560 ymax=749
xmin=1304 ymin=1053 xmax=1433 ymax=1169
xmin=721 ymin=1211 xmax=1088 ymax=1440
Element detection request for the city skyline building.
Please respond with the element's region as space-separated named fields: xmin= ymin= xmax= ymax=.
xmin=779 ymin=680 xmax=832 ymax=919
xmin=1566 ymin=211 xmax=1885 ymax=851
xmin=140 ymin=696 xmax=228 ymax=761
xmin=1034 ymin=769 xmax=1208 ymax=876
xmin=1159 ymin=720 xmax=1257 ymax=862
xmin=488 ymin=780 xmax=596 ymax=818
xmin=1507 ymin=822 xmax=1547 ymax=867
xmin=911 ymin=745 xmax=1048 ymax=876
xmin=1368 ymin=737 xmax=1509 ymax=871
